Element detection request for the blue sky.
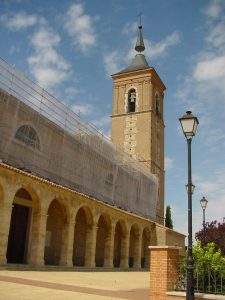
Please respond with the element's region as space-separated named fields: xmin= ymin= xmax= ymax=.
xmin=1 ymin=0 xmax=225 ymax=236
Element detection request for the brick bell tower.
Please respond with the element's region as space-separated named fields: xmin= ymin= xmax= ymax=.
xmin=110 ymin=22 xmax=166 ymax=224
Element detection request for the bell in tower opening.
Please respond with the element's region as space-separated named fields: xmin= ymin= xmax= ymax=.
xmin=127 ymin=89 xmax=136 ymax=113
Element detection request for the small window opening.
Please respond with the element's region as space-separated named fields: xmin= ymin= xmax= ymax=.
xmin=127 ymin=89 xmax=136 ymax=113
xmin=15 ymin=125 xmax=40 ymax=150
xmin=156 ymin=94 xmax=160 ymax=114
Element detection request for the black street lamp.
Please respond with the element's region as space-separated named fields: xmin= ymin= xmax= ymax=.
xmin=200 ymin=196 xmax=208 ymax=244
xmin=179 ymin=111 xmax=199 ymax=300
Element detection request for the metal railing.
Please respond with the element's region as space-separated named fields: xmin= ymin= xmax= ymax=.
xmin=176 ymin=269 xmax=225 ymax=295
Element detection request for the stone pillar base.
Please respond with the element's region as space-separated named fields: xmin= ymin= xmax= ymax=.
xmin=120 ymin=260 xmax=129 ymax=269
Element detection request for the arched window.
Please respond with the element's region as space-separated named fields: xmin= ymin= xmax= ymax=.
xmin=155 ymin=94 xmax=160 ymax=114
xmin=15 ymin=125 xmax=40 ymax=150
xmin=127 ymin=89 xmax=136 ymax=113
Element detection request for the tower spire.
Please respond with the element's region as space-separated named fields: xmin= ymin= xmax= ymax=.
xmin=135 ymin=13 xmax=145 ymax=53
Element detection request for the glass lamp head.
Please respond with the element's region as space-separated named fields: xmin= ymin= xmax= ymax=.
xmin=179 ymin=111 xmax=199 ymax=139
xmin=200 ymin=196 xmax=208 ymax=210
xmin=186 ymin=183 xmax=195 ymax=194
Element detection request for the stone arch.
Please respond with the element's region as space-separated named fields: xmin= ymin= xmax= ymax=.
xmin=73 ymin=206 xmax=93 ymax=266
xmin=113 ymin=219 xmax=127 ymax=268
xmin=95 ymin=213 xmax=111 ymax=267
xmin=19 ymin=184 xmax=41 ymax=210
xmin=141 ymin=227 xmax=151 ymax=268
xmin=129 ymin=223 xmax=140 ymax=268
xmin=44 ymin=199 xmax=68 ymax=265
xmin=6 ymin=187 xmax=40 ymax=264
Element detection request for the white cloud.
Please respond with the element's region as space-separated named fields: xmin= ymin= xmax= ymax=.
xmin=204 ymin=0 xmax=224 ymax=19
xmin=177 ymin=1 xmax=225 ymax=108
xmin=194 ymin=55 xmax=225 ymax=81
xmin=122 ymin=21 xmax=137 ymax=36
xmin=92 ymin=116 xmax=110 ymax=128
xmin=174 ymin=168 xmax=225 ymax=236
xmin=206 ymin=19 xmax=225 ymax=48
xmin=1 ymin=10 xmax=70 ymax=89
xmin=70 ymin=103 xmax=93 ymax=116
xmin=1 ymin=12 xmax=38 ymax=31
xmin=105 ymin=28 xmax=181 ymax=77
xmin=92 ymin=116 xmax=111 ymax=135
xmin=146 ymin=31 xmax=181 ymax=59
xmin=126 ymin=31 xmax=181 ymax=63
xmin=165 ymin=156 xmax=174 ymax=170
xmin=194 ymin=170 xmax=225 ymax=223
xmin=28 ymin=26 xmax=71 ymax=89
xmin=64 ymin=86 xmax=79 ymax=101
xmin=64 ymin=3 xmax=96 ymax=52
xmin=103 ymin=50 xmax=121 ymax=76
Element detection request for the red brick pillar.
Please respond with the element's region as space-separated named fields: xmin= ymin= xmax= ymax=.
xmin=149 ymin=246 xmax=181 ymax=299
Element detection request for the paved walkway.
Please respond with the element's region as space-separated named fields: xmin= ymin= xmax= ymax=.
xmin=0 ymin=271 xmax=150 ymax=300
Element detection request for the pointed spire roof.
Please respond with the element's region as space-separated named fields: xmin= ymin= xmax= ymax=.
xmin=112 ymin=17 xmax=150 ymax=76
xmin=135 ymin=15 xmax=145 ymax=53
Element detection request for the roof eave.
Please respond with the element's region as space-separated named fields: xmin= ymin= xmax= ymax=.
xmin=111 ymin=67 xmax=166 ymax=90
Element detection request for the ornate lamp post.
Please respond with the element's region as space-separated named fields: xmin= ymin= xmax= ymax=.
xmin=200 ymin=196 xmax=208 ymax=244
xmin=179 ymin=111 xmax=199 ymax=300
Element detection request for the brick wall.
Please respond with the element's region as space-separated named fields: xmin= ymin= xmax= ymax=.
xmin=149 ymin=246 xmax=181 ymax=298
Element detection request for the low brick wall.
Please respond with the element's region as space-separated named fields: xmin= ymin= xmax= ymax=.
xmin=167 ymin=291 xmax=225 ymax=300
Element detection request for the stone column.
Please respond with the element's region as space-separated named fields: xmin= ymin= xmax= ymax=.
xmin=120 ymin=231 xmax=129 ymax=269
xmin=28 ymin=208 xmax=48 ymax=266
xmin=133 ymin=233 xmax=142 ymax=269
xmin=59 ymin=212 xmax=76 ymax=267
xmin=0 ymin=187 xmax=15 ymax=265
xmin=149 ymin=246 xmax=181 ymax=298
xmin=145 ymin=247 xmax=150 ymax=268
xmin=85 ymin=222 xmax=98 ymax=268
xmin=104 ymin=223 xmax=116 ymax=268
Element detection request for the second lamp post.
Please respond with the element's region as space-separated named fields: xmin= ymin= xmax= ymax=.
xmin=200 ymin=196 xmax=208 ymax=244
xmin=179 ymin=111 xmax=199 ymax=300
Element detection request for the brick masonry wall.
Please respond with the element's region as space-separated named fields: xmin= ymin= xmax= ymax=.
xmin=149 ymin=246 xmax=181 ymax=298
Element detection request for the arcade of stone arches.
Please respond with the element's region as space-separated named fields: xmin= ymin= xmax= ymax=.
xmin=0 ymin=168 xmax=153 ymax=269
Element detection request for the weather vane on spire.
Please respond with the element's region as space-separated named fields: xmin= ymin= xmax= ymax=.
xmin=138 ymin=12 xmax=142 ymax=28
xmin=135 ymin=13 xmax=145 ymax=53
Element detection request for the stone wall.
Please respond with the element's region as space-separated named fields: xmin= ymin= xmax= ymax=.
xmin=0 ymin=163 xmax=185 ymax=269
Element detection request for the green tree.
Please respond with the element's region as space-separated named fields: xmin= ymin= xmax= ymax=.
xmin=179 ymin=242 xmax=225 ymax=294
xmin=165 ymin=205 xmax=173 ymax=229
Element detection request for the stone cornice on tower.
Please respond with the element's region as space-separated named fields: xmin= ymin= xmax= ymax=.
xmin=112 ymin=67 xmax=166 ymax=92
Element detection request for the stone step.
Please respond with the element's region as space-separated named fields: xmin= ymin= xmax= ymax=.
xmin=1 ymin=264 xmax=148 ymax=272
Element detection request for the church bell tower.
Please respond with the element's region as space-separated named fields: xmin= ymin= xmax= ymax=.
xmin=110 ymin=22 xmax=166 ymax=224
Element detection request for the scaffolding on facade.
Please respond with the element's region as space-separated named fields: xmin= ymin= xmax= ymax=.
xmin=0 ymin=57 xmax=158 ymax=221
